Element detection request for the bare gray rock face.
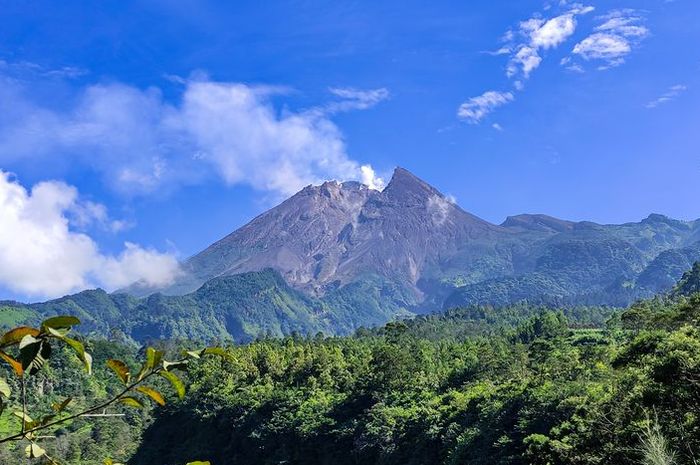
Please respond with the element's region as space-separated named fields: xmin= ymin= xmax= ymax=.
xmin=129 ymin=168 xmax=508 ymax=297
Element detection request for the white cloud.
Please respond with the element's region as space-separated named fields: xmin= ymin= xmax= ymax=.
xmin=492 ymin=123 xmax=504 ymax=131
xmin=567 ymin=4 xmax=595 ymax=15
xmin=0 ymin=171 xmax=180 ymax=298
xmin=64 ymin=197 xmax=132 ymax=233
xmin=460 ymin=3 xmax=594 ymax=122
xmin=457 ymin=91 xmax=514 ymax=124
xmin=595 ymin=16 xmax=649 ymax=38
xmin=570 ymin=10 xmax=649 ymax=68
xmin=530 ymin=14 xmax=577 ymax=49
xmin=483 ymin=47 xmax=512 ymax=56
xmin=327 ymin=87 xmax=390 ymax=112
xmin=508 ymin=46 xmax=543 ymax=78
xmin=0 ymin=78 xmax=387 ymax=197
xmin=0 ymin=60 xmax=88 ymax=79
xmin=178 ymin=81 xmax=373 ymax=196
xmin=573 ymin=33 xmax=631 ymax=60
xmin=99 ymin=242 xmax=181 ymax=291
xmin=646 ymin=84 xmax=688 ymax=109
xmin=505 ymin=6 xmax=593 ymax=80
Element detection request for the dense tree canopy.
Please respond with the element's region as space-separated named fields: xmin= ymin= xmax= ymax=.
xmin=130 ymin=295 xmax=700 ymax=465
xmin=1 ymin=268 xmax=699 ymax=465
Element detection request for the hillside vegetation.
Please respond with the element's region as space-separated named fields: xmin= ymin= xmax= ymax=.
xmin=1 ymin=266 xmax=699 ymax=464
xmin=126 ymin=291 xmax=700 ymax=465
xmin=1 ymin=269 xmax=413 ymax=344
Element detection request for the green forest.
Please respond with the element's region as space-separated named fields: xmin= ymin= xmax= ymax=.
xmin=2 ymin=264 xmax=700 ymax=464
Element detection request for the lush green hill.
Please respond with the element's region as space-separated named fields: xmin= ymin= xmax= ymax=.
xmin=0 ymin=303 xmax=38 ymax=327
xmin=0 ymin=269 xmax=414 ymax=343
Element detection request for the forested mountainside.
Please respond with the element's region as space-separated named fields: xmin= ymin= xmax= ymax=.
xmin=2 ymin=266 xmax=698 ymax=465
xmin=129 ymin=267 xmax=700 ymax=465
xmin=1 ymin=269 xmax=414 ymax=343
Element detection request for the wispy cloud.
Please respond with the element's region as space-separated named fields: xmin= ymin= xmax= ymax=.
xmin=462 ymin=3 xmax=593 ymax=124
xmin=327 ymin=87 xmax=390 ymax=112
xmin=0 ymin=59 xmax=87 ymax=79
xmin=459 ymin=3 xmax=654 ymax=124
xmin=0 ymin=171 xmax=180 ymax=298
xmin=646 ymin=84 xmax=688 ymax=109
xmin=570 ymin=10 xmax=650 ymax=69
xmin=482 ymin=46 xmax=512 ymax=56
xmin=67 ymin=198 xmax=132 ymax=233
xmin=0 ymin=76 xmax=387 ymax=197
xmin=457 ymin=91 xmax=514 ymax=124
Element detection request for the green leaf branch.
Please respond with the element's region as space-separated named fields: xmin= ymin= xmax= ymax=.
xmin=0 ymin=315 xmax=229 ymax=464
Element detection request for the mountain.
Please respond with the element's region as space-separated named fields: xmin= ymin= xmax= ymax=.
xmin=130 ymin=167 xmax=700 ymax=308
xmin=126 ymin=168 xmax=510 ymax=302
xmin=4 ymin=168 xmax=700 ymax=342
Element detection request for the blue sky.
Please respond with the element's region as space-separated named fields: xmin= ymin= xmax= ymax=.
xmin=0 ymin=0 xmax=698 ymax=301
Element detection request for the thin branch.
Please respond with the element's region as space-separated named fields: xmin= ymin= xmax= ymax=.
xmin=20 ymin=375 xmax=26 ymax=437
xmin=0 ymin=369 xmax=162 ymax=444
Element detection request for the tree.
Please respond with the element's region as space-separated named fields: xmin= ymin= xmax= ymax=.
xmin=674 ymin=262 xmax=700 ymax=297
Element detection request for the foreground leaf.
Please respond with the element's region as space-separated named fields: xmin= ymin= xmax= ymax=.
xmin=106 ymin=359 xmax=131 ymax=384
xmin=136 ymin=386 xmax=166 ymax=406
xmin=13 ymin=410 xmax=36 ymax=429
xmin=25 ymin=443 xmax=46 ymax=458
xmin=13 ymin=410 xmax=33 ymax=422
xmin=41 ymin=315 xmax=80 ymax=331
xmin=18 ymin=336 xmax=51 ymax=375
xmin=136 ymin=347 xmax=164 ymax=381
xmin=0 ymin=350 xmax=23 ymax=375
xmin=203 ymin=347 xmax=231 ymax=359
xmin=0 ymin=376 xmax=10 ymax=397
xmin=184 ymin=347 xmax=231 ymax=360
xmin=0 ymin=326 xmax=40 ymax=348
xmin=52 ymin=397 xmax=72 ymax=412
xmin=159 ymin=370 xmax=185 ymax=399
xmin=184 ymin=348 xmax=205 ymax=359
xmin=48 ymin=329 xmax=92 ymax=374
xmin=119 ymin=396 xmax=144 ymax=409
xmin=146 ymin=347 xmax=164 ymax=369
xmin=162 ymin=359 xmax=188 ymax=371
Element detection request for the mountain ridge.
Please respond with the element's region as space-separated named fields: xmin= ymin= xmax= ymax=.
xmin=123 ymin=167 xmax=700 ymax=314
xmin=5 ymin=167 xmax=700 ymax=342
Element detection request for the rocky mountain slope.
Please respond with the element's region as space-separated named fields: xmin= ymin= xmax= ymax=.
xmin=127 ymin=168 xmax=511 ymax=302
xmin=128 ymin=167 xmax=700 ymax=310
